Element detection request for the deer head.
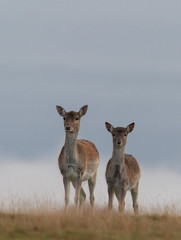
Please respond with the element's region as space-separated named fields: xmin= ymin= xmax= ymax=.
xmin=56 ymin=105 xmax=88 ymax=133
xmin=105 ymin=122 xmax=135 ymax=147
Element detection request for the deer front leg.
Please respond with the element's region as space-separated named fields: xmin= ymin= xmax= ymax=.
xmin=118 ymin=188 xmax=127 ymax=213
xmin=107 ymin=182 xmax=114 ymax=210
xmin=63 ymin=176 xmax=70 ymax=213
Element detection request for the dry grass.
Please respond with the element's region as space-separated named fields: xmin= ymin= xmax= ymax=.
xmin=0 ymin=200 xmax=181 ymax=240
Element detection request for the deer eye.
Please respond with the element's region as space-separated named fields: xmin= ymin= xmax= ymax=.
xmin=112 ymin=134 xmax=115 ymax=137
xmin=63 ymin=117 xmax=65 ymax=121
xmin=75 ymin=117 xmax=79 ymax=120
xmin=124 ymin=133 xmax=127 ymax=136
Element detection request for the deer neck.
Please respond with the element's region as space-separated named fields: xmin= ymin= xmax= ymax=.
xmin=64 ymin=132 xmax=78 ymax=161
xmin=112 ymin=145 xmax=125 ymax=170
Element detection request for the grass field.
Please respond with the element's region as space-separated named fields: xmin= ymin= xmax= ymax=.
xmin=1 ymin=203 xmax=181 ymax=240
xmin=1 ymin=159 xmax=181 ymax=239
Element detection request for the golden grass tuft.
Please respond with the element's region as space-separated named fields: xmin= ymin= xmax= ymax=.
xmin=0 ymin=197 xmax=181 ymax=240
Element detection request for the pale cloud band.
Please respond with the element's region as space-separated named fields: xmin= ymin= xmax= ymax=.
xmin=0 ymin=157 xmax=181 ymax=212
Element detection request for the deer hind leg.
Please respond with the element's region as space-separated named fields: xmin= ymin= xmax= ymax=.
xmin=131 ymin=184 xmax=139 ymax=215
xmin=88 ymin=172 xmax=97 ymax=210
xmin=63 ymin=176 xmax=71 ymax=213
xmin=79 ymin=188 xmax=86 ymax=205
xmin=72 ymin=180 xmax=86 ymax=206
xmin=72 ymin=177 xmax=84 ymax=210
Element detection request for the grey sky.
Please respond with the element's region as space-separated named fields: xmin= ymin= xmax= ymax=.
xmin=1 ymin=1 xmax=181 ymax=171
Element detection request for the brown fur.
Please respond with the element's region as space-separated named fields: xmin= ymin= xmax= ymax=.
xmin=58 ymin=139 xmax=99 ymax=177
xmin=106 ymin=154 xmax=140 ymax=187
xmin=56 ymin=105 xmax=99 ymax=212
xmin=105 ymin=122 xmax=140 ymax=214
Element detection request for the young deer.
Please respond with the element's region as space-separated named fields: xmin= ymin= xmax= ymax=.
xmin=105 ymin=122 xmax=140 ymax=214
xmin=56 ymin=105 xmax=99 ymax=212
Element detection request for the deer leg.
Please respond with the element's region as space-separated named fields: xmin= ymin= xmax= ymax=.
xmin=118 ymin=188 xmax=127 ymax=213
xmin=88 ymin=173 xmax=97 ymax=210
xmin=131 ymin=184 xmax=139 ymax=215
xmin=74 ymin=176 xmax=83 ymax=209
xmin=107 ymin=183 xmax=114 ymax=210
xmin=63 ymin=176 xmax=70 ymax=213
xmin=79 ymin=188 xmax=86 ymax=206
xmin=115 ymin=190 xmax=125 ymax=211
xmin=72 ymin=181 xmax=86 ymax=206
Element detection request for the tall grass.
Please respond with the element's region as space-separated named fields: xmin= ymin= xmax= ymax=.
xmin=0 ymin=196 xmax=181 ymax=240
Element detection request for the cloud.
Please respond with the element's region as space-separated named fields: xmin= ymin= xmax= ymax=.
xmin=0 ymin=156 xmax=181 ymax=212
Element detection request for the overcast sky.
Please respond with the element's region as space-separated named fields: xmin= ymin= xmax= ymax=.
xmin=1 ymin=0 xmax=181 ymax=173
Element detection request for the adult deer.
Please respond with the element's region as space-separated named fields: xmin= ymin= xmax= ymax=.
xmin=56 ymin=105 xmax=99 ymax=212
xmin=105 ymin=122 xmax=140 ymax=214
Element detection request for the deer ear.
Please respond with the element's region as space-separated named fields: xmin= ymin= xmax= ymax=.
xmin=126 ymin=122 xmax=135 ymax=133
xmin=105 ymin=122 xmax=114 ymax=133
xmin=56 ymin=105 xmax=66 ymax=117
xmin=79 ymin=105 xmax=88 ymax=117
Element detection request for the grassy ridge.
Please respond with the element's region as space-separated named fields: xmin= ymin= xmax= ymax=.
xmin=0 ymin=207 xmax=181 ymax=240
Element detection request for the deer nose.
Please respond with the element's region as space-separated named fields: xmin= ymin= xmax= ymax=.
xmin=117 ymin=141 xmax=121 ymax=145
xmin=65 ymin=126 xmax=70 ymax=131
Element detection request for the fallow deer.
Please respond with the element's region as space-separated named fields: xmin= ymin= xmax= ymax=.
xmin=56 ymin=105 xmax=99 ymax=212
xmin=105 ymin=122 xmax=140 ymax=214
